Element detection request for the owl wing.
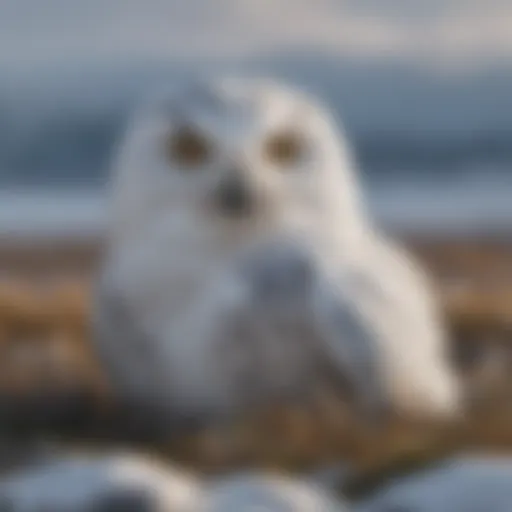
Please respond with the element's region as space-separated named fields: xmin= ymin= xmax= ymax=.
xmin=91 ymin=273 xmax=152 ymax=402
xmin=353 ymin=236 xmax=461 ymax=421
xmin=91 ymin=272 xmax=183 ymax=438
xmin=234 ymin=247 xmax=389 ymax=421
xmin=310 ymin=276 xmax=390 ymax=422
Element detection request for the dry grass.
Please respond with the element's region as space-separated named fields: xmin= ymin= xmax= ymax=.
xmin=1 ymin=237 xmax=512 ymax=479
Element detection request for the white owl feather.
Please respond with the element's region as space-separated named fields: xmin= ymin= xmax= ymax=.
xmin=92 ymin=76 xmax=460 ymax=431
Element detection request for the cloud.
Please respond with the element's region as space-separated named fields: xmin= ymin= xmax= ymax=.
xmin=1 ymin=0 xmax=512 ymax=71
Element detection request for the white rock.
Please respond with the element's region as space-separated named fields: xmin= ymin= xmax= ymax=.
xmin=0 ymin=452 xmax=202 ymax=511
xmin=358 ymin=456 xmax=512 ymax=512
xmin=205 ymin=472 xmax=348 ymax=511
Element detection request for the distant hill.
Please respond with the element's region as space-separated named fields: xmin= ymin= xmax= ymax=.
xmin=1 ymin=51 xmax=512 ymax=188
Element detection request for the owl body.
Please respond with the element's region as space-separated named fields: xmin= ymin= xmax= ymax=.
xmin=93 ymin=77 xmax=459 ymax=430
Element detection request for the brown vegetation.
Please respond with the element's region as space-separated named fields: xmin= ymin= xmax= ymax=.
xmin=0 ymin=237 xmax=512 ymax=479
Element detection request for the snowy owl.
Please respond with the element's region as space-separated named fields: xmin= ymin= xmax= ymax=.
xmin=92 ymin=76 xmax=460 ymax=434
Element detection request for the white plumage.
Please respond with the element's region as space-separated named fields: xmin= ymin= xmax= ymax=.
xmin=92 ymin=76 xmax=460 ymax=429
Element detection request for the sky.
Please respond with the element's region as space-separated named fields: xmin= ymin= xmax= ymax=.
xmin=1 ymin=1 xmax=512 ymax=233
xmin=2 ymin=0 xmax=512 ymax=72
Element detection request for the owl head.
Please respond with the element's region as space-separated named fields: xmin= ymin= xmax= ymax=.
xmin=107 ymin=76 xmax=368 ymax=250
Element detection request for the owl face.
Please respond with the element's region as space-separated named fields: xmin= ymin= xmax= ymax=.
xmin=110 ymin=77 xmax=364 ymax=243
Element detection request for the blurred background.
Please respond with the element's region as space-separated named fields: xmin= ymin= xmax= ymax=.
xmin=0 ymin=0 xmax=512 ymax=461
xmin=1 ymin=0 xmax=512 ymax=239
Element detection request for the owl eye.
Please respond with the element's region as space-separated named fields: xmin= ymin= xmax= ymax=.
xmin=263 ymin=130 xmax=304 ymax=167
xmin=167 ymin=127 xmax=211 ymax=168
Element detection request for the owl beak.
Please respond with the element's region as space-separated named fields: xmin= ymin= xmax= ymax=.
xmin=215 ymin=172 xmax=254 ymax=217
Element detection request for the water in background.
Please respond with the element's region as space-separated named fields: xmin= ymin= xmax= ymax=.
xmin=1 ymin=55 xmax=511 ymax=237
